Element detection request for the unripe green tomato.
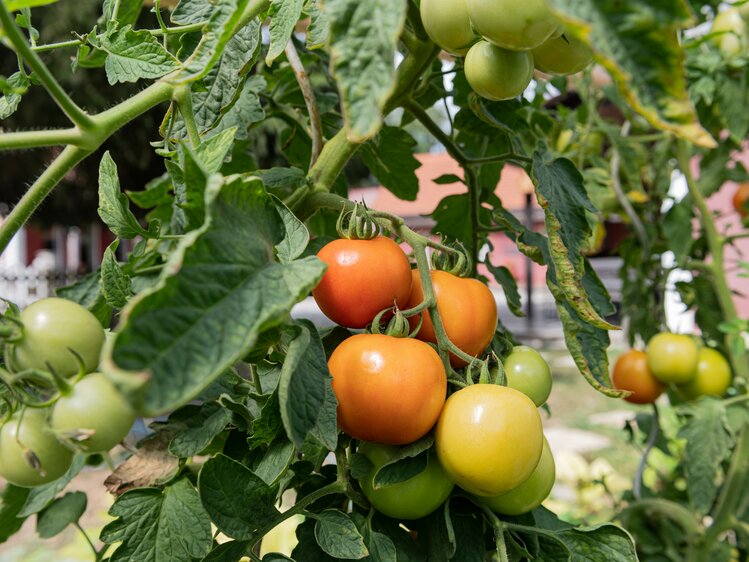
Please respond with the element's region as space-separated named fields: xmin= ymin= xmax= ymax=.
xmin=0 ymin=408 xmax=73 ymax=487
xmin=675 ymin=348 xmax=732 ymax=400
xmin=357 ymin=442 xmax=454 ymax=520
xmin=8 ymin=297 xmax=105 ymax=377
xmin=466 ymin=0 xmax=560 ymax=51
xmin=503 ymin=346 xmax=552 ymax=407
xmin=485 ymin=438 xmax=555 ymax=515
xmin=464 ymin=41 xmax=534 ymax=101
xmin=532 ymin=34 xmax=593 ymax=75
xmin=711 ymin=9 xmax=748 ymax=57
xmin=420 ymin=0 xmax=478 ymax=56
xmin=51 ymin=372 xmax=136 ymax=453
xmin=646 ymin=333 xmax=699 ymax=384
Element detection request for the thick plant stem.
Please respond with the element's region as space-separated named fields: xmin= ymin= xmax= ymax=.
xmin=285 ymin=40 xmax=323 ymax=169
xmin=677 ymin=141 xmax=749 ymax=381
xmin=0 ymin=146 xmax=91 ymax=252
xmin=0 ymin=128 xmax=83 ymax=150
xmin=0 ymin=2 xmax=94 ymax=130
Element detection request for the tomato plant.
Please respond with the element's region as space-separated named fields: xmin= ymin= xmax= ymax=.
xmin=646 ymin=333 xmax=699 ymax=384
xmin=328 ymin=333 xmax=446 ymax=444
xmin=611 ymin=349 xmax=666 ymax=404
xmin=0 ymin=408 xmax=73 ymax=488
xmin=464 ymin=40 xmax=534 ymax=101
xmin=356 ymin=442 xmax=454 ymax=520
xmin=435 ymin=384 xmax=543 ymax=496
xmin=51 ymin=372 xmax=136 ymax=453
xmin=5 ymin=297 xmax=105 ymax=377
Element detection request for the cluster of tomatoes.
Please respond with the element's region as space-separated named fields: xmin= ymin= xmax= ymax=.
xmin=0 ymin=298 xmax=135 ymax=487
xmin=711 ymin=4 xmax=749 ymax=58
xmin=314 ymin=232 xmax=556 ymax=518
xmin=612 ymin=333 xmax=732 ymax=405
xmin=420 ymin=0 xmax=593 ymax=101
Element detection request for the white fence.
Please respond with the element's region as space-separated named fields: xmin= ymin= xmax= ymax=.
xmin=0 ymin=268 xmax=82 ymax=309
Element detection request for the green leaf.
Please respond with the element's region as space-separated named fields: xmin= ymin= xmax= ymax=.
xmin=486 ymin=262 xmax=524 ymax=317
xmin=201 ymin=541 xmax=251 ymax=561
xmin=553 ymin=0 xmax=715 ymax=148
xmin=678 ymin=398 xmax=733 ymax=514
xmin=366 ymin=531 xmax=397 ymax=562
xmin=94 ymin=25 xmax=180 ymax=85
xmin=105 ymin=176 xmax=326 ymax=415
xmin=314 ymin=509 xmax=369 ymax=559
xmin=101 ymin=478 xmax=213 ymax=561
xmin=103 ymin=0 xmax=144 ymax=26
xmin=278 ymin=321 xmax=331 ymax=448
xmin=36 ymin=492 xmax=86 ymax=539
xmin=196 ymin=128 xmax=239 ymax=174
xmin=249 ymin=390 xmax=283 ymax=449
xmin=57 ymin=271 xmax=113 ymax=327
xmin=98 ymin=152 xmax=155 ymax=239
xmin=254 ymin=167 xmax=307 ymax=191
xmin=662 ymin=199 xmax=694 ymax=264
xmin=18 ymin=455 xmax=86 ymax=517
xmin=172 ymin=0 xmax=213 ymax=24
xmin=3 ymin=0 xmax=57 ymax=10
xmin=361 ymin=126 xmax=421 ymax=201
xmin=432 ymin=194 xmax=492 ymax=249
xmin=211 ymin=75 xmax=267 ymax=140
xmin=170 ymin=145 xmax=210 ymax=232
xmin=273 ymin=197 xmax=310 ymax=264
xmin=0 ymin=485 xmax=30 ymax=543
xmin=540 ymin=524 xmax=639 ymax=561
xmin=309 ymin=376 xmax=338 ymax=451
xmin=266 ymin=0 xmax=304 ymax=65
xmin=254 ymin=439 xmax=295 ymax=485
xmin=0 ymin=71 xmax=29 ymax=119
xmin=305 ymin=0 xmax=329 ymax=49
xmin=532 ymin=152 xmax=614 ymax=330
xmin=101 ymin=241 xmax=133 ymax=308
xmin=326 ymin=0 xmax=408 ymax=141
xmin=371 ymin=435 xmax=433 ymax=488
xmin=198 ymin=454 xmax=280 ymax=539
xmin=433 ymin=174 xmax=463 ymax=185
xmin=169 ymin=403 xmax=232 ymax=457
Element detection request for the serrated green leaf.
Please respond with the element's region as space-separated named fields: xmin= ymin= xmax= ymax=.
xmin=36 ymin=492 xmax=86 ymax=539
xmin=326 ymin=0 xmax=408 ymax=141
xmin=211 ymin=74 xmax=266 ymax=139
xmin=169 ymin=403 xmax=232 ymax=457
xmin=266 ymin=0 xmax=304 ymax=65
xmin=486 ymin=262 xmax=523 ymax=317
xmin=98 ymin=152 xmax=156 ymax=239
xmin=552 ymin=524 xmax=639 ymax=561
xmin=196 ymin=128 xmax=238 ymax=173
xmin=662 ymin=199 xmax=694 ymax=264
xmin=305 ymin=0 xmax=329 ymax=49
xmin=101 ymin=478 xmax=212 ymax=562
xmin=254 ymin=439 xmax=295 ymax=486
xmin=0 ymin=485 xmax=30 ymax=543
xmin=314 ymin=509 xmax=369 ymax=559
xmin=18 ymin=455 xmax=86 ymax=518
xmin=273 ymin=197 xmax=310 ymax=263
xmin=309 ymin=376 xmax=338 ymax=451
xmin=101 ymin=241 xmax=133 ymax=308
xmin=106 ymin=176 xmax=326 ymax=415
xmin=201 ymin=541 xmax=251 ymax=561
xmin=0 ymin=72 xmax=29 ymax=119
xmin=198 ymin=454 xmax=280 ymax=539
xmin=172 ymin=0 xmax=213 ymax=24
xmin=95 ymin=25 xmax=180 ymax=85
xmin=362 ymin=126 xmax=421 ymax=201
xmin=57 ymin=271 xmax=113 ymax=328
xmin=553 ymin=0 xmax=715 ymax=148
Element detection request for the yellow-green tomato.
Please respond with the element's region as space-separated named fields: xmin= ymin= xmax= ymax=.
xmin=51 ymin=373 xmax=136 ymax=453
xmin=436 ymin=384 xmax=543 ymax=497
xmin=532 ymin=33 xmax=593 ymax=75
xmin=357 ymin=442 xmax=454 ymax=520
xmin=646 ymin=333 xmax=699 ymax=384
xmin=0 ymin=408 xmax=73 ymax=487
xmin=711 ymin=9 xmax=748 ymax=57
xmin=420 ymin=0 xmax=478 ymax=56
xmin=466 ymin=0 xmax=560 ymax=51
xmin=485 ymin=438 xmax=555 ymax=515
xmin=8 ymin=297 xmax=105 ymax=377
xmin=503 ymin=346 xmax=552 ymax=407
xmin=676 ymin=348 xmax=732 ymax=400
xmin=464 ymin=41 xmax=534 ymax=101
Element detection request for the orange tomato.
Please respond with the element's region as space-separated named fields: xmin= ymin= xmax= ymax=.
xmin=733 ymin=183 xmax=749 ymax=218
xmin=312 ymin=236 xmax=412 ymax=329
xmin=328 ymin=334 xmax=447 ymax=445
xmin=405 ymin=270 xmax=497 ymax=366
xmin=612 ymin=349 xmax=666 ymax=404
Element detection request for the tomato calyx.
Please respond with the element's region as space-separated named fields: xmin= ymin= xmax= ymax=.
xmin=336 ymin=203 xmax=381 ymax=240
xmin=430 ymin=239 xmax=472 ymax=277
xmin=370 ymin=306 xmax=423 ymax=339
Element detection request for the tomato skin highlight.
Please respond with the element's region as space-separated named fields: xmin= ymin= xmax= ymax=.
xmin=8 ymin=297 xmax=105 ymax=377
xmin=646 ymin=333 xmax=699 ymax=384
xmin=420 ymin=0 xmax=478 ymax=56
xmin=0 ymin=408 xmax=73 ymax=487
xmin=51 ymin=372 xmax=137 ymax=453
xmin=357 ymin=442 xmax=454 ymax=520
xmin=676 ymin=348 xmax=732 ymax=400
xmin=406 ymin=270 xmax=497 ymax=367
xmin=612 ymin=349 xmax=666 ymax=404
xmin=436 ymin=384 xmax=543 ymax=497
xmin=328 ymin=334 xmax=447 ymax=445
xmin=485 ymin=438 xmax=555 ymax=515
xmin=504 ymin=346 xmax=553 ymax=407
xmin=464 ymin=41 xmax=534 ymax=101
xmin=312 ymin=237 xmax=412 ymax=329
xmin=733 ymin=183 xmax=749 ymax=218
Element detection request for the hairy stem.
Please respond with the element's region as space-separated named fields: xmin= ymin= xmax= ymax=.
xmin=0 ymin=128 xmax=83 ymax=150
xmin=285 ymin=40 xmax=323 ymax=169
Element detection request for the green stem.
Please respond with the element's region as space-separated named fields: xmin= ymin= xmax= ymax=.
xmin=633 ymin=403 xmax=659 ymax=501
xmin=75 ymin=522 xmax=105 ymax=562
xmin=174 ymin=85 xmax=201 ymax=147
xmin=307 ymin=128 xmax=361 ymax=192
xmin=0 ymin=2 xmax=94 ymax=130
xmin=677 ymin=141 xmax=749 ymax=381
xmin=465 ymin=165 xmax=480 ymax=276
xmin=0 ymin=128 xmax=83 ymax=149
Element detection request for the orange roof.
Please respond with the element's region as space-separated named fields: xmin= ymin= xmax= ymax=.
xmin=350 ymin=152 xmax=537 ymax=217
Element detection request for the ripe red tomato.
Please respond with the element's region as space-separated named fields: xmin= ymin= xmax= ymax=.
xmin=436 ymin=384 xmax=543 ymax=497
xmin=405 ymin=270 xmax=497 ymax=367
xmin=357 ymin=442 xmax=454 ymax=520
xmin=611 ymin=349 xmax=666 ymax=404
xmin=733 ymin=183 xmax=749 ymax=218
xmin=328 ymin=334 xmax=447 ymax=445
xmin=312 ymin=236 xmax=412 ymax=329
xmin=485 ymin=437 xmax=555 ymax=515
